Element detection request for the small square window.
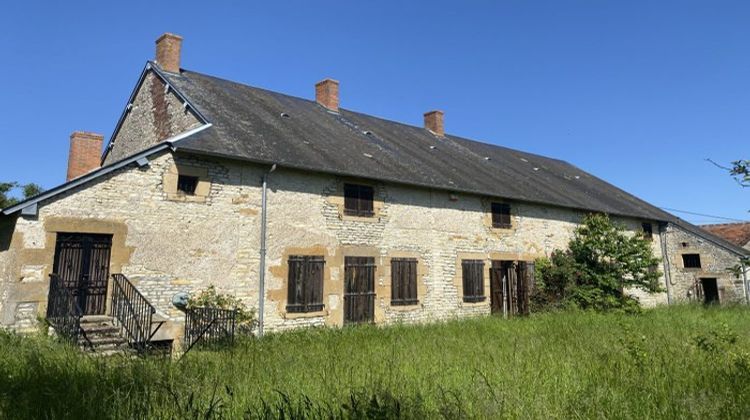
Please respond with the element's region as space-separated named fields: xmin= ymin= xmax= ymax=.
xmin=177 ymin=175 xmax=199 ymax=195
xmin=491 ymin=202 xmax=511 ymax=228
xmin=641 ymin=223 xmax=653 ymax=240
xmin=682 ymin=254 xmax=701 ymax=269
xmin=344 ymin=184 xmax=374 ymax=217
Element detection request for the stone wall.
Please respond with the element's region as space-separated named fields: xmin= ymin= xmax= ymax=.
xmin=0 ymin=150 xmax=744 ymax=336
xmin=663 ymin=224 xmax=746 ymax=304
xmin=102 ymin=71 xmax=201 ymax=165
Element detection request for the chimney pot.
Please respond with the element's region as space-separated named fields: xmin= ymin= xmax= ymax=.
xmin=155 ymin=33 xmax=183 ymax=73
xmin=424 ymin=110 xmax=444 ymax=137
xmin=67 ymin=131 xmax=104 ymax=181
xmin=315 ymin=78 xmax=339 ymax=112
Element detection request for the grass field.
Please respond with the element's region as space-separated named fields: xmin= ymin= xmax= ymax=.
xmin=1 ymin=305 xmax=749 ymax=419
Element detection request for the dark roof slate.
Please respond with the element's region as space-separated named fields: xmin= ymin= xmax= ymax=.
xmin=161 ymin=67 xmax=675 ymax=222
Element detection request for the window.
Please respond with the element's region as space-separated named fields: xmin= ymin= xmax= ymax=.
xmin=491 ymin=202 xmax=511 ymax=228
xmin=391 ymin=258 xmax=418 ymax=305
xmin=682 ymin=254 xmax=701 ymax=269
xmin=344 ymin=184 xmax=374 ymax=217
xmin=462 ymin=259 xmax=486 ymax=302
xmin=287 ymin=256 xmax=325 ymax=313
xmin=641 ymin=223 xmax=653 ymax=240
xmin=177 ymin=175 xmax=199 ymax=195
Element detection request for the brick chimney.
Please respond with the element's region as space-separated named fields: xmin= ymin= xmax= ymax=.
xmin=424 ymin=110 xmax=444 ymax=137
xmin=67 ymin=131 xmax=103 ymax=181
xmin=155 ymin=33 xmax=183 ymax=73
xmin=315 ymin=78 xmax=339 ymax=112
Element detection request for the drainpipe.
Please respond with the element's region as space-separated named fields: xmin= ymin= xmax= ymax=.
xmin=258 ymin=164 xmax=277 ymax=338
xmin=658 ymin=222 xmax=673 ymax=305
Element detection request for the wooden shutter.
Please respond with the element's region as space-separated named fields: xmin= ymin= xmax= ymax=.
xmin=517 ymin=261 xmax=533 ymax=316
xmin=491 ymin=203 xmax=511 ymax=228
xmin=344 ymin=184 xmax=374 ymax=217
xmin=344 ymin=184 xmax=358 ymax=215
xmin=391 ymin=258 xmax=418 ymax=305
xmin=462 ymin=260 xmax=485 ymax=302
xmin=287 ymin=256 xmax=325 ymax=313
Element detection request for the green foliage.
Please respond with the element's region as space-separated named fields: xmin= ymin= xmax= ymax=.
xmin=729 ymin=159 xmax=750 ymax=187
xmin=0 ymin=181 xmax=44 ymax=209
xmin=187 ymin=285 xmax=257 ymax=334
xmin=1 ymin=306 xmax=750 ymax=418
xmin=534 ymin=213 xmax=662 ymax=312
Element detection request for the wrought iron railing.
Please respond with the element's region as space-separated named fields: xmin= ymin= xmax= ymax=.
xmin=46 ymin=274 xmax=83 ymax=343
xmin=183 ymin=307 xmax=237 ymax=355
xmin=110 ymin=274 xmax=157 ymax=353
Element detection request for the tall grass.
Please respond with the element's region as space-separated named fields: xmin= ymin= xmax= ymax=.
xmin=1 ymin=305 xmax=749 ymax=419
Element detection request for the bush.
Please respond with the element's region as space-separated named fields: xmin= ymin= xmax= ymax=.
xmin=533 ymin=213 xmax=662 ymax=312
xmin=187 ymin=285 xmax=257 ymax=335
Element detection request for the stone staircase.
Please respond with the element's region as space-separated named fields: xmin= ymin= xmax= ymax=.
xmin=78 ymin=315 xmax=134 ymax=356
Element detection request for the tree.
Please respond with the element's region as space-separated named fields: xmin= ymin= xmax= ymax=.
xmin=729 ymin=160 xmax=750 ymax=187
xmin=0 ymin=182 xmax=44 ymax=209
xmin=534 ymin=213 xmax=662 ymax=312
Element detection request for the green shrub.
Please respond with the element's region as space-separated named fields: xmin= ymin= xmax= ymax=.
xmin=187 ymin=285 xmax=257 ymax=335
xmin=533 ymin=213 xmax=661 ymax=312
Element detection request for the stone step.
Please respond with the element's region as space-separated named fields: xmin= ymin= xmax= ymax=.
xmin=86 ymin=335 xmax=127 ymax=345
xmin=80 ymin=315 xmax=115 ymax=325
xmin=80 ymin=324 xmax=121 ymax=335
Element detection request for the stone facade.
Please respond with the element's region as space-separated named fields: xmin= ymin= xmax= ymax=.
xmin=102 ymin=71 xmax=201 ymax=165
xmin=663 ymin=224 xmax=746 ymax=304
xmin=3 ymin=145 xmax=745 ymax=338
xmin=2 ymin=65 xmax=747 ymax=339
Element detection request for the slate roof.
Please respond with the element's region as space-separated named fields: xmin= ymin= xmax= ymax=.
xmin=161 ymin=66 xmax=677 ymax=222
xmin=4 ymin=62 xmax=748 ymax=257
xmin=701 ymin=223 xmax=750 ymax=248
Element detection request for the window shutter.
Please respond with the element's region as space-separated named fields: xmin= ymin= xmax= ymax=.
xmin=406 ymin=259 xmax=417 ymax=303
xmin=360 ymin=185 xmax=374 ymax=216
xmin=462 ymin=260 xmax=485 ymax=302
xmin=287 ymin=256 xmax=325 ymax=313
xmin=391 ymin=258 xmax=418 ymax=305
xmin=491 ymin=203 xmax=511 ymax=228
xmin=344 ymin=184 xmax=358 ymax=215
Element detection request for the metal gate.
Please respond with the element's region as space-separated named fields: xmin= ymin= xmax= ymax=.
xmin=51 ymin=233 xmax=112 ymax=315
xmin=344 ymin=256 xmax=375 ymax=324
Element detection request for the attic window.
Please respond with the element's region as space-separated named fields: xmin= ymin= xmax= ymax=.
xmin=177 ymin=175 xmax=199 ymax=195
xmin=491 ymin=202 xmax=511 ymax=229
xmin=682 ymin=254 xmax=701 ymax=269
xmin=642 ymin=223 xmax=653 ymax=240
xmin=344 ymin=183 xmax=374 ymax=217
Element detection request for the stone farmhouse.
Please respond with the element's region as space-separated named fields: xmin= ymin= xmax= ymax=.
xmin=1 ymin=34 xmax=748 ymax=349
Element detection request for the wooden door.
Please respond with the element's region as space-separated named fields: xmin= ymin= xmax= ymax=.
xmin=52 ymin=233 xmax=112 ymax=315
xmin=490 ymin=261 xmax=504 ymax=314
xmin=344 ymin=257 xmax=375 ymax=324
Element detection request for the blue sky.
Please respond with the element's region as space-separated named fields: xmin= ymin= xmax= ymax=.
xmin=1 ymin=1 xmax=748 ymax=223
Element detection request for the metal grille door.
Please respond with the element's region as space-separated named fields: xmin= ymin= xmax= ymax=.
xmin=344 ymin=256 xmax=375 ymax=324
xmin=52 ymin=233 xmax=112 ymax=315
